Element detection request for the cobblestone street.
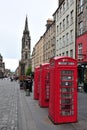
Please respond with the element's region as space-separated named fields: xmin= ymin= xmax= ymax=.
xmin=0 ymin=79 xmax=18 ymax=130
xmin=0 ymin=79 xmax=87 ymax=130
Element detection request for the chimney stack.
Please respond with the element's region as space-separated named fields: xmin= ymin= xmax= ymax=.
xmin=46 ymin=19 xmax=53 ymax=30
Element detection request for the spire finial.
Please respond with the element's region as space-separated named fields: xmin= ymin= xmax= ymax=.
xmin=24 ymin=15 xmax=28 ymax=31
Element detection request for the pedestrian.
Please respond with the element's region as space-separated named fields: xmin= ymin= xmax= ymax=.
xmin=10 ymin=77 xmax=13 ymax=82
xmin=25 ymin=77 xmax=33 ymax=96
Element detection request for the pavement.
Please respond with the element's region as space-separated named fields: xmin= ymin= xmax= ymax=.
xmin=0 ymin=79 xmax=18 ymax=130
xmin=0 ymin=79 xmax=87 ymax=130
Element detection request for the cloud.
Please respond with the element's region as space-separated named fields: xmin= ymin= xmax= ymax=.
xmin=3 ymin=58 xmax=19 ymax=72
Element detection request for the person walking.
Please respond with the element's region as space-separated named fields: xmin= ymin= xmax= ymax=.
xmin=25 ymin=76 xmax=33 ymax=96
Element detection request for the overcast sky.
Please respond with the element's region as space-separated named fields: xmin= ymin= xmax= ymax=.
xmin=0 ymin=0 xmax=58 ymax=71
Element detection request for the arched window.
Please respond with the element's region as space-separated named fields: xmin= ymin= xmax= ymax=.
xmin=25 ymin=53 xmax=27 ymax=59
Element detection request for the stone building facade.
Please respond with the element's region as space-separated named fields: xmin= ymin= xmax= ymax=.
xmin=76 ymin=0 xmax=87 ymax=91
xmin=32 ymin=19 xmax=55 ymax=71
xmin=43 ymin=19 xmax=55 ymax=63
xmin=32 ymin=36 xmax=44 ymax=72
xmin=54 ymin=0 xmax=76 ymax=58
xmin=0 ymin=54 xmax=5 ymax=78
xmin=76 ymin=0 xmax=87 ymax=61
xmin=32 ymin=0 xmax=77 ymax=71
xmin=19 ymin=16 xmax=31 ymax=76
xmin=76 ymin=0 xmax=87 ymax=37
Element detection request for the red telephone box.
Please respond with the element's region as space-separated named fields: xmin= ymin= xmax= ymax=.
xmin=39 ymin=63 xmax=50 ymax=107
xmin=49 ymin=56 xmax=77 ymax=124
xmin=34 ymin=66 xmax=40 ymax=100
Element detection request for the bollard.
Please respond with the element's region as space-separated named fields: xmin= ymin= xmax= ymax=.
xmin=26 ymin=89 xmax=30 ymax=96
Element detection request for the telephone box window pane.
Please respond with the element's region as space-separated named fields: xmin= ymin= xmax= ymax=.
xmin=61 ymin=110 xmax=74 ymax=116
xmin=61 ymin=76 xmax=73 ymax=80
xmin=61 ymin=88 xmax=74 ymax=92
xmin=61 ymin=104 xmax=74 ymax=109
xmin=38 ymin=75 xmax=40 ymax=94
xmin=61 ymin=99 xmax=72 ymax=104
xmin=61 ymin=93 xmax=73 ymax=98
xmin=61 ymin=81 xmax=73 ymax=86
xmin=61 ymin=70 xmax=73 ymax=75
xmin=45 ymin=72 xmax=50 ymax=100
xmin=60 ymin=98 xmax=74 ymax=116
xmin=61 ymin=104 xmax=72 ymax=110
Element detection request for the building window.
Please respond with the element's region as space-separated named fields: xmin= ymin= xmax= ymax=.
xmin=57 ymin=11 xmax=59 ymax=21
xmin=60 ymin=6 xmax=62 ymax=16
xmin=78 ymin=43 xmax=82 ymax=59
xmin=59 ymin=38 xmax=61 ymax=49
xmin=51 ymin=37 xmax=55 ymax=46
xmin=23 ymin=54 xmax=25 ymax=59
xmin=70 ymin=49 xmax=73 ymax=58
xmin=66 ymin=15 xmax=69 ymax=28
xmin=70 ymin=10 xmax=74 ymax=24
xmin=25 ymin=41 xmax=28 ymax=46
xmin=61 ymin=37 xmax=63 ymax=48
xmin=70 ymin=29 xmax=73 ymax=43
xmin=66 ymin=51 xmax=68 ymax=56
xmin=53 ymin=49 xmax=55 ymax=57
xmin=66 ymin=0 xmax=69 ymax=9
xmin=63 ymin=2 xmax=65 ymax=12
xmin=57 ymin=25 xmax=59 ymax=35
xmin=79 ymin=0 xmax=83 ymax=13
xmin=79 ymin=21 xmax=83 ymax=35
xmin=66 ymin=33 xmax=69 ymax=45
xmin=62 ymin=52 xmax=65 ymax=56
xmin=57 ymin=40 xmax=58 ymax=50
xmin=25 ymin=52 xmax=27 ymax=59
xmin=60 ymin=22 xmax=62 ymax=33
xmin=53 ymin=37 xmax=55 ymax=46
xmin=63 ymin=35 xmax=65 ymax=47
xmin=63 ymin=19 xmax=65 ymax=30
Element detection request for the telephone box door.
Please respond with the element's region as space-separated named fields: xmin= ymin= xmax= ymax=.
xmin=34 ymin=66 xmax=40 ymax=100
xmin=58 ymin=69 xmax=77 ymax=123
xmin=39 ymin=63 xmax=50 ymax=107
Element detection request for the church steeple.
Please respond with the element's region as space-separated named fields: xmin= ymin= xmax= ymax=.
xmin=21 ymin=16 xmax=31 ymax=60
xmin=23 ymin=16 xmax=29 ymax=34
xmin=20 ymin=16 xmax=31 ymax=76
xmin=25 ymin=16 xmax=28 ymax=31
